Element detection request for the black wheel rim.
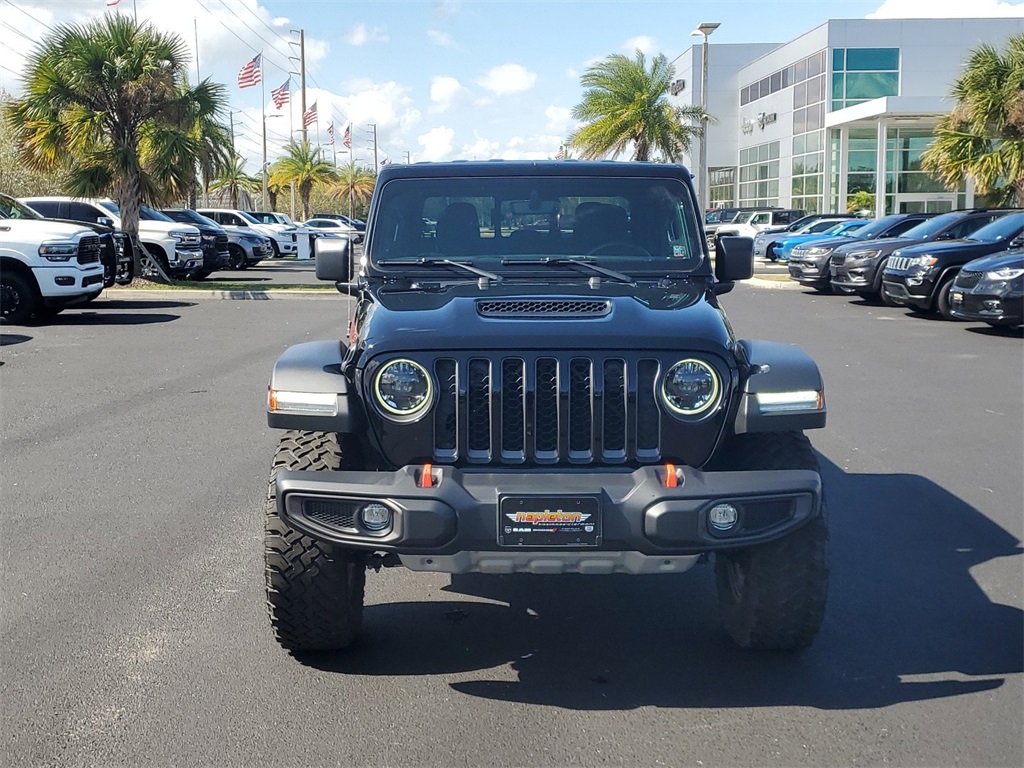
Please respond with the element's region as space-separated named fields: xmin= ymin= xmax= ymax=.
xmin=0 ymin=284 xmax=20 ymax=318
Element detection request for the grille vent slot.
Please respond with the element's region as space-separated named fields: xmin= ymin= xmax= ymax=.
xmin=477 ymin=299 xmax=611 ymax=318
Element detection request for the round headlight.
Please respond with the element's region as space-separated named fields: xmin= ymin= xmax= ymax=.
xmin=661 ymin=359 xmax=721 ymax=417
xmin=374 ymin=359 xmax=433 ymax=418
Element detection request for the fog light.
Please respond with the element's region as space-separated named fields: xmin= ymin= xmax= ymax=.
xmin=359 ymin=503 xmax=392 ymax=533
xmin=708 ymin=503 xmax=739 ymax=531
xmin=54 ymin=276 xmax=75 ymax=286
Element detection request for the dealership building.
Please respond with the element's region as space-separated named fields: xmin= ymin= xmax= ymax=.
xmin=671 ymin=17 xmax=1024 ymax=216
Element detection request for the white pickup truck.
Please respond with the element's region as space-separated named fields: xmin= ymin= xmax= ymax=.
xmin=1 ymin=195 xmax=105 ymax=324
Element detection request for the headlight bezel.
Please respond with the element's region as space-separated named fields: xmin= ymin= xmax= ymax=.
xmin=845 ymin=248 xmax=882 ymax=261
xmin=985 ymin=266 xmax=1024 ymax=281
xmin=659 ymin=358 xmax=723 ymax=420
xmin=38 ymin=241 xmax=77 ymax=261
xmin=372 ymin=358 xmax=434 ymax=421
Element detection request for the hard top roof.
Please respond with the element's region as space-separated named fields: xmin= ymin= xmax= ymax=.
xmin=376 ymin=160 xmax=695 ymax=181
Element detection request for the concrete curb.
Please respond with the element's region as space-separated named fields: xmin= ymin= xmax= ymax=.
xmin=746 ymin=277 xmax=800 ymax=289
xmin=99 ymin=288 xmax=341 ymax=301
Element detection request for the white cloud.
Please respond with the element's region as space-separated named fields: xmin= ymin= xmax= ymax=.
xmin=429 ymin=76 xmax=467 ymax=113
xmin=622 ymin=36 xmax=658 ymax=56
xmin=476 ymin=63 xmax=537 ymax=96
xmin=462 ymin=137 xmax=501 ymax=160
xmin=431 ymin=1 xmax=461 ymax=21
xmin=868 ymin=0 xmax=1024 ymax=16
xmin=426 ymin=29 xmax=456 ymax=48
xmin=544 ymin=106 xmax=573 ymax=134
xmin=494 ymin=134 xmax=565 ymax=161
xmin=418 ymin=125 xmax=455 ymax=161
xmin=566 ymin=67 xmax=579 ymax=80
xmin=344 ymin=23 xmax=389 ymax=46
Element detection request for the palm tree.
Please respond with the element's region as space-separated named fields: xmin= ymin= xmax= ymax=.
xmin=568 ymin=49 xmax=712 ymax=162
xmin=922 ymin=35 xmax=1024 ymax=206
xmin=5 ymin=14 xmax=229 ymax=275
xmin=327 ymin=161 xmax=377 ymax=217
xmin=209 ymin=156 xmax=260 ymax=208
xmin=268 ymin=141 xmax=339 ymax=219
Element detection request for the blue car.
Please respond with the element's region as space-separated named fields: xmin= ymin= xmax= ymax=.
xmin=775 ymin=219 xmax=867 ymax=262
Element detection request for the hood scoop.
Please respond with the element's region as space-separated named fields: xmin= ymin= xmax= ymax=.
xmin=476 ymin=299 xmax=612 ymax=319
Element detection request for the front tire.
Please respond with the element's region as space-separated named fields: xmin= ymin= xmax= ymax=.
xmin=228 ymin=245 xmax=248 ymax=270
xmin=708 ymin=432 xmax=829 ymax=651
xmin=265 ymin=430 xmax=365 ymax=653
xmin=936 ymin=275 xmax=958 ymax=320
xmin=1 ymin=272 xmax=38 ymax=325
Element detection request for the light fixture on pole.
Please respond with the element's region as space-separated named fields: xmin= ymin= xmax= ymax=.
xmin=690 ymin=22 xmax=720 ymax=214
xmin=263 ymin=114 xmax=283 ymax=210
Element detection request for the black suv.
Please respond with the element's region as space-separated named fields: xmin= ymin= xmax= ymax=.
xmin=829 ymin=209 xmax=1009 ymax=303
xmin=786 ymin=213 xmax=934 ymax=291
xmin=949 ymin=249 xmax=1024 ymax=328
xmin=262 ymin=161 xmax=830 ymax=655
xmin=882 ymin=211 xmax=1024 ymax=318
xmin=157 ymin=208 xmax=230 ymax=279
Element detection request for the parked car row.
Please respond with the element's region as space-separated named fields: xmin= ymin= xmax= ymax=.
xmin=784 ymin=208 xmax=1024 ymax=329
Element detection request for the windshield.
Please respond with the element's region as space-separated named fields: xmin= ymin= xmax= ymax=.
xmin=140 ymin=206 xmax=173 ymax=222
xmin=238 ymin=211 xmax=262 ymax=224
xmin=967 ymin=212 xmax=1024 ymax=242
xmin=0 ymin=194 xmax=41 ymax=220
xmin=848 ymin=215 xmax=899 ymax=238
xmin=802 ymin=219 xmax=845 ymax=234
xmin=370 ymin=175 xmax=706 ymax=274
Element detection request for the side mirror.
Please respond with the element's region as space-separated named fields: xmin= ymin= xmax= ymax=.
xmin=315 ymin=236 xmax=352 ymax=282
xmin=715 ymin=236 xmax=754 ymax=284
xmin=97 ymin=216 xmax=114 ymax=227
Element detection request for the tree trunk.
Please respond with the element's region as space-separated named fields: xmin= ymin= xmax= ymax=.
xmin=268 ymin=188 xmax=278 ymax=210
xmin=118 ymin=173 xmax=145 ymax=278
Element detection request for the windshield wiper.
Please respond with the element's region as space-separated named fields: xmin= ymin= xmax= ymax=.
xmin=378 ymin=257 xmax=502 ymax=283
xmin=500 ymin=257 xmax=635 ymax=285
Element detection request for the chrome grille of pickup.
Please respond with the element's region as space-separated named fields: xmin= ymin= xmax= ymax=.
xmin=76 ymin=235 xmax=101 ymax=264
xmin=477 ymin=299 xmax=611 ymax=318
xmin=955 ymin=270 xmax=982 ymax=289
xmin=431 ymin=354 xmax=662 ymax=465
xmin=181 ymin=232 xmax=202 ymax=247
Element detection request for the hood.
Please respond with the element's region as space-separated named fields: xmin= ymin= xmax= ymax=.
xmin=960 ymin=249 xmax=1024 ymax=273
xmin=0 ymin=218 xmax=94 ymax=239
xmin=785 ymin=233 xmax=857 ymax=250
xmin=891 ymin=237 xmax=1010 ymax=259
xmin=355 ymin=280 xmax=733 ymax=360
xmin=138 ymin=219 xmax=199 ymax=236
xmin=832 ymin=235 xmax=922 ymax=257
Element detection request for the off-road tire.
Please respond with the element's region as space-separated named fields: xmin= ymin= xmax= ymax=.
xmin=265 ymin=430 xmax=365 ymax=652
xmin=0 ymin=271 xmax=38 ymax=325
xmin=708 ymin=431 xmax=829 ymax=651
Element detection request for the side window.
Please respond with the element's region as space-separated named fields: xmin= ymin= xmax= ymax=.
xmin=67 ymin=202 xmax=100 ymax=223
xmin=952 ymin=217 xmax=993 ymax=239
xmin=26 ymin=200 xmax=60 ymax=218
xmin=227 ymin=214 xmax=244 ymax=226
xmin=751 ymin=213 xmax=771 ymax=225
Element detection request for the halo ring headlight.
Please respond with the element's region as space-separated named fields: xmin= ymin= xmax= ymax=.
xmin=373 ymin=359 xmax=433 ymax=419
xmin=661 ymin=359 xmax=721 ymax=417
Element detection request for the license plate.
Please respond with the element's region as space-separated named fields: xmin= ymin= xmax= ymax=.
xmin=498 ymin=496 xmax=601 ymax=547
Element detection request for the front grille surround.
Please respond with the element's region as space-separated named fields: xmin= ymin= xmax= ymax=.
xmin=955 ymin=270 xmax=982 ymax=290
xmin=377 ymin=352 xmax=727 ymax=467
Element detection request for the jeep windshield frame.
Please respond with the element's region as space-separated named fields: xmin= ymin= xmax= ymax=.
xmin=364 ymin=167 xmax=709 ymax=280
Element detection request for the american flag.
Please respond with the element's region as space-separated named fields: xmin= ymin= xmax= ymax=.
xmin=303 ymin=101 xmax=317 ymax=127
xmin=270 ymin=79 xmax=290 ymax=109
xmin=237 ymin=53 xmax=262 ymax=89
xmin=343 ymin=125 xmax=351 ymax=149
xmin=380 ymin=157 xmax=390 ymax=166
xmin=106 ymin=0 xmax=120 ymax=6
xmin=555 ymin=144 xmax=566 ymax=160
xmin=327 ymin=124 xmax=335 ymax=145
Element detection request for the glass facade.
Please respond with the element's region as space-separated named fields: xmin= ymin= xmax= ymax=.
xmin=738 ymin=142 xmax=780 ymax=207
xmin=709 ymin=168 xmax=736 ymax=208
xmin=741 ymin=50 xmax=826 ymax=106
xmin=831 ymin=48 xmax=900 ymax=111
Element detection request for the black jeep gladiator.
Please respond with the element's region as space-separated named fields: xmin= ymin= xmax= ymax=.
xmin=264 ymin=161 xmax=829 ymax=654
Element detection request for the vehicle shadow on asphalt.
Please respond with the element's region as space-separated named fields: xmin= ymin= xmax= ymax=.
xmin=44 ymin=310 xmax=184 ymax=325
xmin=0 ymin=334 xmax=32 ymax=346
xmin=92 ymin=300 xmax=198 ymax=310
xmin=299 ymin=456 xmax=1022 ymax=711
xmin=964 ymin=325 xmax=1024 ymax=339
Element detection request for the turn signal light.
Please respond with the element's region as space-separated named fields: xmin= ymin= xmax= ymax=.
xmin=663 ymin=463 xmax=681 ymax=488
xmin=419 ymin=463 xmax=434 ymax=488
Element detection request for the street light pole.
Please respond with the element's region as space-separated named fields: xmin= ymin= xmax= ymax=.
xmin=690 ymin=22 xmax=720 ymax=214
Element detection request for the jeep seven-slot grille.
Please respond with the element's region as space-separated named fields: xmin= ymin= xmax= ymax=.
xmin=77 ymin=236 xmax=101 ymax=265
xmin=431 ymin=355 xmax=662 ymax=465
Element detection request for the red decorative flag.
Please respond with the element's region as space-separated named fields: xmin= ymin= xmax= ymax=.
xmin=270 ymin=79 xmax=290 ymax=109
xmin=237 ymin=53 xmax=262 ymax=89
xmin=303 ymin=101 xmax=317 ymax=127
xmin=327 ymin=124 xmax=335 ymax=145
xmin=106 ymin=0 xmax=120 ymax=6
xmin=343 ymin=125 xmax=351 ymax=149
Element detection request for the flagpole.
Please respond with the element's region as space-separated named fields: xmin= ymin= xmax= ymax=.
xmin=261 ymin=50 xmax=268 ymax=210
xmin=348 ymin=125 xmax=354 ymax=219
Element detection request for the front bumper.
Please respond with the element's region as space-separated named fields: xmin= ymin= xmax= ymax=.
xmin=275 ymin=464 xmax=822 ymax=571
xmin=882 ymin=273 xmax=933 ymax=308
xmin=829 ymin=258 xmax=878 ymax=292
xmin=950 ymin=288 xmax=1024 ymax=325
xmin=31 ymin=264 xmax=106 ymax=300
xmin=170 ymin=248 xmax=204 ymax=273
xmin=787 ymin=258 xmax=830 ymax=286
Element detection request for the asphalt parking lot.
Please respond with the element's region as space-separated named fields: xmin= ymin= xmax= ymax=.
xmin=1 ymin=284 xmax=1021 ymax=767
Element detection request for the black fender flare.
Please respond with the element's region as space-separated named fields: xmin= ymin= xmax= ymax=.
xmin=266 ymin=339 xmax=365 ymax=433
xmin=732 ymin=340 xmax=826 ymax=434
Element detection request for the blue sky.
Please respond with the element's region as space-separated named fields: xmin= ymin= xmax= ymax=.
xmin=3 ymin=0 xmax=1024 ymax=172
